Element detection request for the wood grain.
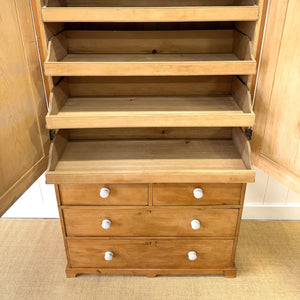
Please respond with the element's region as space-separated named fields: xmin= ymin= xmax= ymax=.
xmin=62 ymin=0 xmax=250 ymax=5
xmin=233 ymin=128 xmax=252 ymax=170
xmin=66 ymin=30 xmax=234 ymax=54
xmin=63 ymin=207 xmax=239 ymax=237
xmin=42 ymin=7 xmax=258 ymax=23
xmin=46 ymin=95 xmax=255 ymax=129
xmin=65 ymin=266 xmax=236 ymax=278
xmin=153 ymin=183 xmax=242 ymax=205
xmin=59 ymin=184 xmax=148 ymax=206
xmin=42 ymin=0 xmax=258 ymax=23
xmin=67 ymin=76 xmax=233 ymax=97
xmin=46 ymin=75 xmax=254 ymax=130
xmin=31 ymin=0 xmax=61 ymax=99
xmin=67 ymin=238 xmax=234 ymax=268
xmin=45 ymin=55 xmax=256 ymax=77
xmin=46 ymin=134 xmax=255 ymax=184
xmin=0 ymin=0 xmax=48 ymax=215
xmin=252 ymin=0 xmax=300 ymax=193
xmin=67 ymin=127 xmax=233 ymax=140
xmin=44 ymin=30 xmax=256 ymax=76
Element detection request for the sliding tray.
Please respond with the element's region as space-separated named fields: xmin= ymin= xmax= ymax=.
xmin=46 ymin=76 xmax=254 ymax=129
xmin=46 ymin=128 xmax=255 ymax=184
xmin=42 ymin=0 xmax=259 ymax=23
xmin=44 ymin=30 xmax=256 ymax=76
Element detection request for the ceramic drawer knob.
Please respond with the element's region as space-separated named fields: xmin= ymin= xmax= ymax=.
xmin=191 ymin=219 xmax=201 ymax=230
xmin=188 ymin=251 xmax=197 ymax=261
xmin=104 ymin=251 xmax=114 ymax=261
xmin=193 ymin=188 xmax=203 ymax=199
xmin=101 ymin=219 xmax=111 ymax=230
xmin=100 ymin=187 xmax=110 ymax=199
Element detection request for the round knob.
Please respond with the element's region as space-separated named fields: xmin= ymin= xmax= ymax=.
xmin=188 ymin=251 xmax=197 ymax=261
xmin=104 ymin=251 xmax=114 ymax=261
xmin=101 ymin=219 xmax=111 ymax=230
xmin=100 ymin=187 xmax=110 ymax=199
xmin=191 ymin=219 xmax=201 ymax=230
xmin=193 ymin=188 xmax=203 ymax=199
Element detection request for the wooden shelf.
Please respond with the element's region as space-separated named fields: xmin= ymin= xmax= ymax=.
xmin=42 ymin=0 xmax=259 ymax=23
xmin=46 ymin=76 xmax=254 ymax=129
xmin=44 ymin=30 xmax=256 ymax=76
xmin=46 ymin=128 xmax=254 ymax=184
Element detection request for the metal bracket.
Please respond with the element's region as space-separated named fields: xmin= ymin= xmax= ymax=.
xmin=245 ymin=128 xmax=253 ymax=141
xmin=49 ymin=129 xmax=56 ymax=141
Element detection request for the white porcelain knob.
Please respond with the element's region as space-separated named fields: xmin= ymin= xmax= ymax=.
xmin=104 ymin=251 xmax=114 ymax=261
xmin=101 ymin=219 xmax=111 ymax=230
xmin=100 ymin=188 xmax=110 ymax=199
xmin=193 ymin=188 xmax=203 ymax=199
xmin=188 ymin=251 xmax=197 ymax=261
xmin=191 ymin=219 xmax=201 ymax=230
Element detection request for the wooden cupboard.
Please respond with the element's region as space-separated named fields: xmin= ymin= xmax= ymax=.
xmin=4 ymin=0 xmax=298 ymax=278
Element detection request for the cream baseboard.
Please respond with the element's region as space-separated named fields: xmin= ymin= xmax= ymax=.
xmin=242 ymin=205 xmax=300 ymax=220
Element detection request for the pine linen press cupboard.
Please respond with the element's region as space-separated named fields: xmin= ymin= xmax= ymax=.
xmin=0 ymin=0 xmax=269 ymax=278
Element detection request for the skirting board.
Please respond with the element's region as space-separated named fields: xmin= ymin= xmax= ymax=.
xmin=242 ymin=205 xmax=300 ymax=220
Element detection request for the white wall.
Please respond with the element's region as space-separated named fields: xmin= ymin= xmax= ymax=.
xmin=2 ymin=168 xmax=300 ymax=220
xmin=2 ymin=173 xmax=59 ymax=218
xmin=242 ymin=167 xmax=300 ymax=220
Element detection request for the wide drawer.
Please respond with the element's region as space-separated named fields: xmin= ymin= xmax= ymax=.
xmin=153 ymin=183 xmax=242 ymax=205
xmin=44 ymin=30 xmax=256 ymax=77
xmin=46 ymin=128 xmax=255 ymax=184
xmin=67 ymin=239 xmax=234 ymax=269
xmin=46 ymin=76 xmax=254 ymax=130
xmin=63 ymin=207 xmax=238 ymax=237
xmin=59 ymin=184 xmax=148 ymax=205
xmin=42 ymin=0 xmax=259 ymax=23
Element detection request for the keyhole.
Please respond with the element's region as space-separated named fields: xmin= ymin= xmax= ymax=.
xmin=152 ymin=49 xmax=157 ymax=54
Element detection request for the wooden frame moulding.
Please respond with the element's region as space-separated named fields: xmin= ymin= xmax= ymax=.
xmin=65 ymin=266 xmax=237 ymax=278
xmin=42 ymin=0 xmax=259 ymax=23
xmin=46 ymin=76 xmax=254 ymax=129
xmin=44 ymin=30 xmax=256 ymax=76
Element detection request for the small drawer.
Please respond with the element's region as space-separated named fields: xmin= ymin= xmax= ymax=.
xmin=63 ymin=207 xmax=238 ymax=237
xmin=153 ymin=183 xmax=242 ymax=205
xmin=59 ymin=184 xmax=148 ymax=205
xmin=67 ymin=239 xmax=234 ymax=269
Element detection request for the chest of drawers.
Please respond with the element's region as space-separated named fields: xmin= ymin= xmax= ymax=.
xmin=55 ymin=182 xmax=244 ymax=277
xmin=32 ymin=0 xmax=266 ymax=277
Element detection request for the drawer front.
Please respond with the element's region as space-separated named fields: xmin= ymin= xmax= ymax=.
xmin=63 ymin=207 xmax=238 ymax=237
xmin=67 ymin=239 xmax=234 ymax=269
xmin=153 ymin=183 xmax=242 ymax=205
xmin=59 ymin=184 xmax=148 ymax=205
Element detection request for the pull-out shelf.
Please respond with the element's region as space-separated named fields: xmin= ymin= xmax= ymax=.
xmin=47 ymin=76 xmax=254 ymax=128
xmin=42 ymin=0 xmax=259 ymax=22
xmin=46 ymin=128 xmax=254 ymax=184
xmin=44 ymin=30 xmax=256 ymax=76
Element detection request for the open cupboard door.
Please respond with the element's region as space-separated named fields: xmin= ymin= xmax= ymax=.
xmin=0 ymin=0 xmax=49 ymax=216
xmin=252 ymin=0 xmax=300 ymax=194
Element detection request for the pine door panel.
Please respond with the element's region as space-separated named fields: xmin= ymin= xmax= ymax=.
xmin=0 ymin=0 xmax=49 ymax=216
xmin=252 ymin=0 xmax=300 ymax=193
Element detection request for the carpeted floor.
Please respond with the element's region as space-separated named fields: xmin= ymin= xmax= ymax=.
xmin=0 ymin=220 xmax=299 ymax=300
